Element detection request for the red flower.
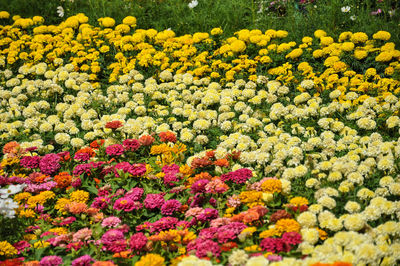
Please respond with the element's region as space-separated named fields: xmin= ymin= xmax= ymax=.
xmin=105 ymin=121 xmax=123 ymax=129
xmin=90 ymin=139 xmax=105 ymax=149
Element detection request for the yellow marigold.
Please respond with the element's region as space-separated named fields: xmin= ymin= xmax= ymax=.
xmin=341 ymin=42 xmax=355 ymax=52
xmin=354 ymin=49 xmax=368 ymax=60
xmin=33 ymin=240 xmax=50 ymax=249
xmin=286 ymin=48 xmax=303 ymax=59
xmin=239 ymin=191 xmax=263 ymax=203
xmin=276 ymin=30 xmax=288 ymax=38
xmin=150 ymin=143 xmax=171 ymax=155
xmin=0 ymin=11 xmax=10 ymax=19
xmin=351 ymin=32 xmax=368 ymax=44
xmin=338 ymin=31 xmax=353 ymax=42
xmin=289 ymin=197 xmax=309 ymax=206
xmin=373 ymin=31 xmax=391 ymax=41
xmin=135 ymin=253 xmax=165 ymax=266
xmin=0 ymin=241 xmax=17 ymax=257
xmin=211 ymin=27 xmax=223 ymax=35
xmin=70 ymin=190 xmax=89 ymax=203
xmin=101 ymin=17 xmax=115 ymax=28
xmin=376 ymin=51 xmax=393 ymax=62
xmin=14 ymin=192 xmax=32 ymax=203
xmin=320 ymin=36 xmax=334 ymax=46
xmin=314 ymin=30 xmax=327 ymax=39
xmin=171 ymin=142 xmax=187 ymax=155
xmin=275 ymin=219 xmax=301 ymax=233
xmin=241 ymin=227 xmax=257 ymax=235
xmin=19 ymin=209 xmax=36 ymax=218
xmin=123 ymin=16 xmax=136 ymax=26
xmin=313 ymin=49 xmax=325 ymax=58
xmin=179 ymin=164 xmax=193 ymax=177
xmin=260 ymin=228 xmax=280 ymax=238
xmin=261 ymin=178 xmax=282 ymax=193
xmin=230 ymin=40 xmax=246 ymax=53
xmin=49 ymin=227 xmax=68 ymax=236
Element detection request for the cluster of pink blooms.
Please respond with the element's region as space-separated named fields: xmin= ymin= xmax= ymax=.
xmin=260 ymin=232 xmax=302 ymax=253
xmin=39 ymin=153 xmax=61 ymax=175
xmin=220 ymin=168 xmax=253 ymax=184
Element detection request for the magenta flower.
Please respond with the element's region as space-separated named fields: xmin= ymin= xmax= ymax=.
xmin=123 ymin=139 xmax=141 ymax=151
xmin=197 ymin=208 xmax=219 ymax=222
xmin=187 ymin=239 xmax=221 ymax=258
xmin=162 ymin=164 xmax=180 ymax=174
xmin=191 ymin=179 xmax=209 ymax=193
xmin=113 ymin=197 xmax=140 ymax=212
xmin=281 ymin=231 xmax=302 ymax=245
xmin=91 ymin=196 xmax=110 ymax=209
xmin=105 ymin=144 xmax=124 ymax=156
xmin=220 ymin=168 xmax=253 ymax=184
xmin=161 ymin=199 xmax=181 ymax=215
xmin=39 ymin=153 xmax=61 ymax=175
xmin=129 ymin=232 xmax=147 ymax=251
xmin=74 ymin=153 xmax=90 ymax=162
xmin=126 ymin=187 xmax=144 ymax=201
xmin=144 ymin=193 xmax=165 ymax=209
xmin=20 ymin=156 xmax=40 ymax=169
xmin=71 ymin=255 xmax=94 ymax=266
xmin=39 ymin=255 xmax=63 ymax=266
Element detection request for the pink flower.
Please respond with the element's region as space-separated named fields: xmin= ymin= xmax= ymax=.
xmin=161 ymin=199 xmax=181 ymax=215
xmin=101 ymin=216 xmax=122 ymax=228
xmin=72 ymin=228 xmax=92 ymax=242
xmin=281 ymin=232 xmax=302 ymax=245
xmin=105 ymin=144 xmax=124 ymax=156
xmin=123 ymin=139 xmax=141 ymax=151
xmin=129 ymin=232 xmax=147 ymax=251
xmin=20 ymin=156 xmax=40 ymax=169
xmin=144 ymin=193 xmax=165 ymax=209
xmin=40 ymin=255 xmax=63 ymax=266
xmin=39 ymin=154 xmax=61 ymax=175
xmin=113 ymin=197 xmax=141 ymax=212
xmin=187 ymin=239 xmax=221 ymax=258
xmin=221 ymin=168 xmax=252 ymax=184
xmin=72 ymin=255 xmax=94 ymax=266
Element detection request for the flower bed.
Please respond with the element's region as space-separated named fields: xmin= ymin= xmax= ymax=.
xmin=0 ymin=11 xmax=400 ymax=265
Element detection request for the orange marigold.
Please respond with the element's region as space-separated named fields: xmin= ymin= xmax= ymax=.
xmin=261 ymin=178 xmax=282 ymax=193
xmin=275 ymin=218 xmax=301 ymax=234
xmin=139 ymin=135 xmax=155 ymax=146
xmin=289 ymin=196 xmax=309 ymax=206
xmin=3 ymin=141 xmax=20 ymax=155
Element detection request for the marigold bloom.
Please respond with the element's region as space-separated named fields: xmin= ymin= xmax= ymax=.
xmin=275 ymin=219 xmax=301 ymax=234
xmin=0 ymin=241 xmax=18 ymax=257
xmin=54 ymin=172 xmax=72 ymax=188
xmin=159 ymin=131 xmax=177 ymax=143
xmin=139 ymin=135 xmax=155 ymax=146
xmin=261 ymin=178 xmax=282 ymax=193
xmin=105 ymin=120 xmax=123 ymax=129
xmin=135 ymin=253 xmax=165 ymax=266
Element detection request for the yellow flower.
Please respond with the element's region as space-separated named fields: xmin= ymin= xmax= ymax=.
xmin=0 ymin=11 xmax=10 ymax=19
xmin=49 ymin=227 xmax=68 ymax=236
xmin=123 ymin=16 xmax=137 ymax=27
xmin=70 ymin=190 xmax=89 ymax=203
xmin=230 ymin=40 xmax=246 ymax=53
xmin=314 ymin=30 xmax=327 ymax=39
xmin=19 ymin=209 xmax=36 ymax=218
xmin=55 ymin=198 xmax=71 ymax=213
xmin=211 ymin=27 xmax=223 ymax=35
xmin=261 ymin=178 xmax=282 ymax=193
xmin=150 ymin=143 xmax=171 ymax=155
xmin=14 ymin=192 xmax=32 ymax=203
xmin=0 ymin=241 xmax=17 ymax=257
xmin=373 ymin=31 xmax=391 ymax=41
xmin=275 ymin=219 xmax=301 ymax=234
xmin=244 ymin=245 xmax=261 ymax=252
xmin=135 ymin=253 xmax=165 ymax=266
xmin=101 ymin=17 xmax=115 ymax=28
xmin=260 ymin=228 xmax=280 ymax=238
xmin=351 ymin=32 xmax=368 ymax=44
xmin=289 ymin=197 xmax=309 ymax=206
xmin=376 ymin=51 xmax=393 ymax=62
xmin=354 ymin=49 xmax=368 ymax=60
xmin=33 ymin=240 xmax=50 ymax=249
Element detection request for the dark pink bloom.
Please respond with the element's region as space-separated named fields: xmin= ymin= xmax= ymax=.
xmin=191 ymin=179 xmax=209 ymax=193
xmin=39 ymin=154 xmax=61 ymax=175
xmin=113 ymin=197 xmax=140 ymax=212
xmin=71 ymin=255 xmax=94 ymax=266
xmin=105 ymin=144 xmax=124 ymax=156
xmin=197 ymin=208 xmax=219 ymax=222
xmin=74 ymin=153 xmax=90 ymax=162
xmin=126 ymin=187 xmax=144 ymax=201
xmin=220 ymin=168 xmax=253 ymax=184
xmin=187 ymin=239 xmax=221 ymax=258
xmin=144 ymin=193 xmax=165 ymax=209
xmin=39 ymin=255 xmax=63 ymax=266
xmin=162 ymin=164 xmax=180 ymax=174
xmin=129 ymin=232 xmax=147 ymax=251
xmin=123 ymin=139 xmax=141 ymax=151
xmin=281 ymin=232 xmax=302 ymax=245
xmin=161 ymin=199 xmax=181 ymax=215
xmin=20 ymin=156 xmax=40 ymax=169
xmin=91 ymin=196 xmax=110 ymax=209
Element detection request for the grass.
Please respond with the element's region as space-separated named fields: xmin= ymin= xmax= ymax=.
xmin=0 ymin=0 xmax=399 ymax=44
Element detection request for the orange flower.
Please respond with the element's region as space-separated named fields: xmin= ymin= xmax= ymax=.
xmin=214 ymin=158 xmax=229 ymax=167
xmin=139 ymin=135 xmax=155 ymax=146
xmin=90 ymin=139 xmax=105 ymax=149
xmin=54 ymin=172 xmax=72 ymax=188
xmin=242 ymin=210 xmax=260 ymax=223
xmin=92 ymin=262 xmax=116 ymax=266
xmin=113 ymin=250 xmax=132 ymax=258
xmin=105 ymin=120 xmax=123 ymax=129
xmin=75 ymin=147 xmax=96 ymax=158
xmin=261 ymin=178 xmax=282 ymax=193
xmin=206 ymin=150 xmax=215 ymax=158
xmin=3 ymin=141 xmax=20 ymax=155
xmin=66 ymin=202 xmax=88 ymax=214
xmin=159 ymin=131 xmax=177 ymax=143
xmin=317 ymin=228 xmax=328 ymax=240
xmin=23 ymin=261 xmax=40 ymax=266
xmin=275 ymin=219 xmax=301 ymax=234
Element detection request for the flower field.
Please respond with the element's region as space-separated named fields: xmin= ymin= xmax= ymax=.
xmin=1 ymin=10 xmax=400 ymax=266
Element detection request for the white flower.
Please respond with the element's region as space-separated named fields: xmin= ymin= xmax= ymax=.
xmin=57 ymin=6 xmax=64 ymax=18
xmin=350 ymin=15 xmax=356 ymax=21
xmin=188 ymin=0 xmax=198 ymax=9
xmin=341 ymin=6 xmax=351 ymax=13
